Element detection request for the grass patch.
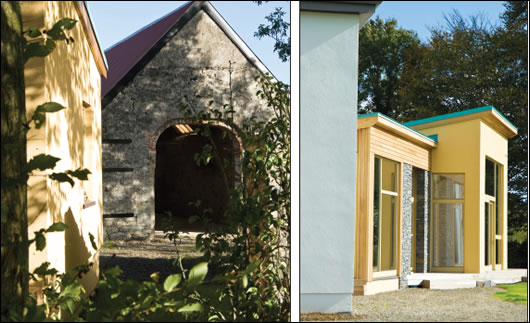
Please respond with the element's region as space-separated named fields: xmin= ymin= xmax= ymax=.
xmin=494 ymin=282 xmax=527 ymax=304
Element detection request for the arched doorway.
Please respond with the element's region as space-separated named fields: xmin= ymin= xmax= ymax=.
xmin=154 ymin=123 xmax=239 ymax=232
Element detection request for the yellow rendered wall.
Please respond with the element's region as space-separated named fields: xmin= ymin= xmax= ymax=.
xmin=414 ymin=118 xmax=509 ymax=273
xmin=412 ymin=119 xmax=482 ymax=273
xmin=22 ymin=1 xmax=103 ymax=293
xmin=479 ymin=121 xmax=508 ymax=270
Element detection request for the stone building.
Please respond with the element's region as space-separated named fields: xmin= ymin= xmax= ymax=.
xmin=101 ymin=1 xmax=272 ymax=240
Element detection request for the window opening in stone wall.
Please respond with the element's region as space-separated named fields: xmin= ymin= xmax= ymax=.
xmin=154 ymin=124 xmax=236 ymax=232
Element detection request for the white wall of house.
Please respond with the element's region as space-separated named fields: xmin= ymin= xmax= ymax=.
xmin=300 ymin=10 xmax=360 ymax=313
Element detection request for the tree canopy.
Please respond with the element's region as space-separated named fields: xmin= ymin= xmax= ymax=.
xmin=359 ymin=1 xmax=528 ymax=267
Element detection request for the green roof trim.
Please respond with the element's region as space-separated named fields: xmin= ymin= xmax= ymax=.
xmin=427 ymin=134 xmax=438 ymax=142
xmin=358 ymin=112 xmax=437 ymax=143
xmin=403 ymin=105 xmax=518 ymax=131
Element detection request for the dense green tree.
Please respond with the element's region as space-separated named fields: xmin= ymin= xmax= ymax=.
xmin=254 ymin=1 xmax=290 ymax=62
xmin=397 ymin=4 xmax=528 ymax=267
xmin=358 ymin=17 xmax=420 ymax=117
xmin=1 ymin=1 xmax=29 ymax=317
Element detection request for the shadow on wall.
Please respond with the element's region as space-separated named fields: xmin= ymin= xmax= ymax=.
xmin=23 ymin=0 xmax=103 ymax=289
xmin=64 ymin=207 xmax=98 ymax=291
xmin=102 ymin=6 xmax=271 ymax=239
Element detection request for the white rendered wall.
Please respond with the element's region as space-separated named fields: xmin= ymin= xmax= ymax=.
xmin=300 ymin=11 xmax=359 ymax=313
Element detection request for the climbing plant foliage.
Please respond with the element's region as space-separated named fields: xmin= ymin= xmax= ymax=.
xmin=2 ymin=13 xmax=290 ymax=320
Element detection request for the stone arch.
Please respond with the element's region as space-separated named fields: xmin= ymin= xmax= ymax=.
xmin=150 ymin=118 xmax=244 ymax=232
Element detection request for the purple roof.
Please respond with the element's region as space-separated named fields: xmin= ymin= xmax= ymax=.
xmin=101 ymin=1 xmax=194 ymax=98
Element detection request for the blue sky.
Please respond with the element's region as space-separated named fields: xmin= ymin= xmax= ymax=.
xmin=86 ymin=1 xmax=508 ymax=86
xmin=371 ymin=1 xmax=506 ymax=41
xmin=86 ymin=1 xmax=290 ymax=84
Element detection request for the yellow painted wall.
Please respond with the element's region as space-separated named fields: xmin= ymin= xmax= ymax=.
xmin=413 ymin=118 xmax=509 ymax=273
xmin=22 ymin=1 xmax=103 ymax=293
xmin=479 ymin=122 xmax=508 ymax=270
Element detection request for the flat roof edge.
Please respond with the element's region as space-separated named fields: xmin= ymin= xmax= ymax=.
xmin=404 ymin=105 xmax=518 ymax=133
xmin=358 ymin=113 xmax=438 ymax=146
xmin=301 ymin=1 xmax=381 ymax=14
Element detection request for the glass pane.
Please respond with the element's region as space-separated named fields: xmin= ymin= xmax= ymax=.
xmin=381 ymin=194 xmax=397 ymax=271
xmin=433 ymin=174 xmax=464 ymax=199
xmin=495 ymin=164 xmax=501 ymax=235
xmin=496 ymin=240 xmax=501 ymax=264
xmin=373 ymin=158 xmax=381 ymax=270
xmin=433 ymin=203 xmax=464 ymax=267
xmin=382 ymin=158 xmax=398 ymax=192
xmin=485 ymin=203 xmax=490 ymax=266
xmin=485 ymin=159 xmax=495 ymax=196
xmin=454 ymin=207 xmax=464 ymax=266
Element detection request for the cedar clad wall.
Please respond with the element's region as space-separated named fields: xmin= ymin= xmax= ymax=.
xmin=369 ymin=126 xmax=431 ymax=170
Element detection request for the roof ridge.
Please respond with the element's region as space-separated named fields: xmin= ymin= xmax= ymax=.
xmin=104 ymin=1 xmax=194 ymax=52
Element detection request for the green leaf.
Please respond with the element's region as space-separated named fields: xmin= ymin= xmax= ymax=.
xmin=188 ymin=215 xmax=200 ymax=224
xmin=25 ymin=154 xmax=60 ymax=172
xmin=23 ymin=42 xmax=51 ymax=63
xmin=46 ymin=18 xmax=77 ymax=40
xmin=49 ymin=173 xmax=75 ymax=187
xmin=185 ymin=262 xmax=208 ymax=289
xmin=1 ymin=205 xmax=7 ymax=224
xmin=163 ymin=273 xmax=182 ymax=291
xmin=45 ymin=39 xmax=56 ymax=51
xmin=24 ymin=27 xmax=41 ymax=38
xmin=88 ymin=232 xmax=98 ymax=251
xmin=35 ymin=231 xmax=46 ymax=251
xmin=244 ymin=260 xmax=261 ymax=276
xmin=33 ymin=262 xmax=59 ymax=277
xmin=178 ymin=303 xmax=204 ymax=313
xmin=242 ymin=274 xmax=248 ymax=288
xmin=66 ymin=168 xmax=91 ymax=181
xmin=35 ymin=102 xmax=66 ymax=114
xmin=46 ymin=222 xmax=68 ymax=232
xmin=103 ymin=266 xmax=123 ymax=278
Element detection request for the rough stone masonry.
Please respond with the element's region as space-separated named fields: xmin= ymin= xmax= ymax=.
xmin=101 ymin=7 xmax=270 ymax=240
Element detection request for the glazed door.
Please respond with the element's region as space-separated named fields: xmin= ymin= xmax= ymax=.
xmin=485 ymin=200 xmax=502 ymax=269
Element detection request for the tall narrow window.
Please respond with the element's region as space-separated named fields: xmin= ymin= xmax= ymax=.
xmin=432 ymin=174 xmax=464 ymax=267
xmin=373 ymin=156 xmax=399 ymax=276
xmin=485 ymin=157 xmax=502 ymax=268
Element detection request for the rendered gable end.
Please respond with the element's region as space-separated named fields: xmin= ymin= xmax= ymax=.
xmin=102 ymin=6 xmax=270 ymax=240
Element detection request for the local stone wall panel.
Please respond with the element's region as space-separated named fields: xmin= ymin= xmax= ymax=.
xmin=400 ymin=163 xmax=413 ymax=288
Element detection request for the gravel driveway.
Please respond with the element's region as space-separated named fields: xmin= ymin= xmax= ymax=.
xmin=302 ymin=287 xmax=527 ymax=322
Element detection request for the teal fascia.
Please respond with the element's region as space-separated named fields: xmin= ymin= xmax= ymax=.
xmin=403 ymin=105 xmax=518 ymax=132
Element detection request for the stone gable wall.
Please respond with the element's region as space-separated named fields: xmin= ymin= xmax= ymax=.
xmin=102 ymin=10 xmax=269 ymax=240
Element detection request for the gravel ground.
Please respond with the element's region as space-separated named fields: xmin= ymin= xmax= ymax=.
xmin=347 ymin=287 xmax=527 ymax=322
xmin=100 ymin=234 xmax=202 ymax=282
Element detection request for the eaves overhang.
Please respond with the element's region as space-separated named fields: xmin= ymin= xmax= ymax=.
xmin=75 ymin=1 xmax=108 ymax=78
xmin=358 ymin=112 xmax=438 ymax=149
xmin=404 ymin=105 xmax=518 ymax=139
xmin=300 ymin=1 xmax=382 ymax=26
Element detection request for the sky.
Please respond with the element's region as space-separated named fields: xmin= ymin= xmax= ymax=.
xmin=86 ymin=1 xmax=508 ymax=86
xmin=371 ymin=1 xmax=507 ymax=41
xmin=86 ymin=1 xmax=290 ymax=84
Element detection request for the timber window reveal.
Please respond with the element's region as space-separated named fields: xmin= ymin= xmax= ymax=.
xmin=432 ymin=174 xmax=464 ymax=267
xmin=373 ymin=156 xmax=399 ymax=277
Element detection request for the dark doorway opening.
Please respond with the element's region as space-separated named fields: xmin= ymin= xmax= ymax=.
xmin=154 ymin=124 xmax=236 ymax=232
